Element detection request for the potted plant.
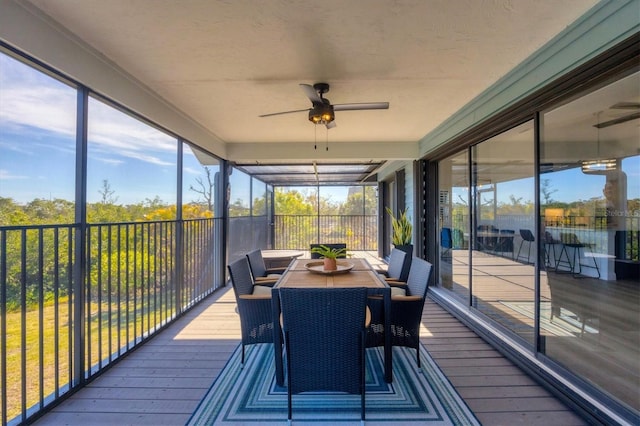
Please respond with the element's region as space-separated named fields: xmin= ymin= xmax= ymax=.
xmin=386 ymin=207 xmax=413 ymax=248
xmin=310 ymin=244 xmax=348 ymax=271
xmin=386 ymin=207 xmax=413 ymax=281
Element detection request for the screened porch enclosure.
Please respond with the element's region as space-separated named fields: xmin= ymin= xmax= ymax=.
xmin=1 ymin=179 xmax=380 ymax=425
xmin=227 ymin=176 xmax=379 ymax=263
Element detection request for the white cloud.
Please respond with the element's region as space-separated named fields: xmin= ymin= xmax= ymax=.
xmin=183 ymin=166 xmax=203 ymax=175
xmin=1 ymin=54 xmax=178 ymax=167
xmin=0 ymin=169 xmax=28 ymax=179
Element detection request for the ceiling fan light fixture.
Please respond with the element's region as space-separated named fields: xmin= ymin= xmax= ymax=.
xmin=309 ymin=103 xmax=334 ymax=124
xmin=581 ymin=159 xmax=618 ymax=173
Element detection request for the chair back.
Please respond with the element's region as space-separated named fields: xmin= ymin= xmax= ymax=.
xmin=280 ymin=287 xmax=368 ymax=394
xmin=478 ymin=224 xmax=498 ymax=233
xmin=405 ymin=257 xmax=433 ymax=299
xmin=386 ymin=248 xmax=407 ymax=280
xmin=227 ymin=257 xmax=255 ymax=298
xmin=519 ymin=229 xmax=535 ymax=242
xmin=309 ymin=243 xmax=347 ymax=259
xmin=440 ymin=227 xmax=453 ymax=249
xmin=246 ymin=249 xmax=268 ymax=278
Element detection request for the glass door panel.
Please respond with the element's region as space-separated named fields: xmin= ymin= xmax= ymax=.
xmin=470 ymin=121 xmax=536 ymax=346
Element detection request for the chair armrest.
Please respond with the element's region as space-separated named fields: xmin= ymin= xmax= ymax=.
xmin=391 ymin=295 xmax=423 ymax=302
xmin=385 ymin=280 xmax=407 ymax=288
xmin=266 ymin=267 xmax=287 ymax=274
xmin=254 ymin=277 xmax=278 ymax=286
xmin=239 ymin=294 xmax=272 ymax=300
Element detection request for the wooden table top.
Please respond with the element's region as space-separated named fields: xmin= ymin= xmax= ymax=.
xmin=261 ymin=250 xmax=304 ymax=259
xmin=277 ymin=258 xmax=387 ymax=289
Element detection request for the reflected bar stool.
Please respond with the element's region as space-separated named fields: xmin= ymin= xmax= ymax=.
xmin=555 ymin=232 xmax=600 ymax=278
xmin=543 ymin=231 xmax=561 ymax=269
xmin=516 ymin=229 xmax=535 ymax=264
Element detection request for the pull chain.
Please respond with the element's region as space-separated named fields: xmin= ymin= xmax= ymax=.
xmin=314 ymin=124 xmax=317 ymax=150
xmin=325 ymin=126 xmax=329 ymax=151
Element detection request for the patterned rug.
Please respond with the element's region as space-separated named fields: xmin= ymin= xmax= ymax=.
xmin=187 ymin=343 xmax=480 ymax=425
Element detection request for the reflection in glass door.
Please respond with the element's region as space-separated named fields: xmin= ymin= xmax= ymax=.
xmin=540 ymin=71 xmax=640 ymax=412
xmin=470 ymin=121 xmax=536 ymax=346
xmin=437 ymin=151 xmax=470 ymax=303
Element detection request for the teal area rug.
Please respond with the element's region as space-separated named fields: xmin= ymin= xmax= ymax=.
xmin=187 ymin=344 xmax=480 ymax=425
xmin=500 ymin=300 xmax=597 ymax=336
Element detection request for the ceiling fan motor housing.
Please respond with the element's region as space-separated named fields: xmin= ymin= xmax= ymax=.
xmin=309 ymin=102 xmax=335 ymax=124
xmin=259 ymin=82 xmax=387 ymax=125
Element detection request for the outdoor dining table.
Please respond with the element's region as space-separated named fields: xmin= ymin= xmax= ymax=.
xmin=261 ymin=249 xmax=304 ymax=269
xmin=271 ymin=258 xmax=393 ymax=386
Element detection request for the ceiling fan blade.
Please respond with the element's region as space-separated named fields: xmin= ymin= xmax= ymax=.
xmin=259 ymin=108 xmax=310 ymax=118
xmin=610 ymin=102 xmax=640 ymax=109
xmin=594 ymin=111 xmax=640 ymax=128
xmin=300 ymin=84 xmax=323 ymax=104
xmin=333 ymin=102 xmax=389 ymax=111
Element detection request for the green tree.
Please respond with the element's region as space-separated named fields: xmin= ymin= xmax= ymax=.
xmin=23 ymin=198 xmax=75 ymax=224
xmin=98 ymin=179 xmax=118 ymax=204
xmin=274 ymin=189 xmax=315 ymax=215
xmin=0 ymin=197 xmax=29 ymax=225
xmin=540 ymin=179 xmax=557 ymax=205
xmin=340 ymin=187 xmax=377 ymax=215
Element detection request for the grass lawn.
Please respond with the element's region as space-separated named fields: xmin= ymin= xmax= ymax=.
xmin=3 ymin=295 xmax=175 ymax=421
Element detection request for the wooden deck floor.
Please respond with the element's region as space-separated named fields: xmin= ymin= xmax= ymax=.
xmin=33 ymin=255 xmax=588 ymax=426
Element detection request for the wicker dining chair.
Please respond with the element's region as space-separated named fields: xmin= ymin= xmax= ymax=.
xmin=376 ymin=247 xmax=407 ymax=282
xmin=367 ymin=257 xmax=433 ymax=367
xmin=246 ymin=249 xmax=286 ymax=285
xmin=279 ymin=287 xmax=369 ymax=423
xmin=227 ymin=257 xmax=274 ymax=364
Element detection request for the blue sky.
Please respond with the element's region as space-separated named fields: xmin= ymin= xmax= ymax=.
xmin=0 ymin=53 xmax=213 ymax=205
xmin=1 ymin=52 xmax=639 ymax=208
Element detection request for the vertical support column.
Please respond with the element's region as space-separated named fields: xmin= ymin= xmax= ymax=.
xmin=215 ymin=161 xmax=230 ymax=285
xmin=534 ymin=112 xmax=542 ymax=353
xmin=73 ymin=87 xmax=89 ymax=386
xmin=175 ymin=141 xmax=184 ymax=313
xmin=378 ymin=181 xmax=386 ymax=259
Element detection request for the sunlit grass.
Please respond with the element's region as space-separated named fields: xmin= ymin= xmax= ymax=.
xmin=3 ymin=296 xmax=175 ymax=422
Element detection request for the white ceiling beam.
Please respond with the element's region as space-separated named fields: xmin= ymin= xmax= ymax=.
xmin=226 ymin=141 xmax=418 ymax=162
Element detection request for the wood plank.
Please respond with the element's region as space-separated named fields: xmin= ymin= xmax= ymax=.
xmin=38 ymin=412 xmax=189 ymax=425
xmin=53 ymin=398 xmax=197 ymax=414
xmin=457 ymin=385 xmax=551 ymax=399
xmin=478 ymin=411 xmax=588 ymax=426
xmin=465 ymin=396 xmax=571 ymax=412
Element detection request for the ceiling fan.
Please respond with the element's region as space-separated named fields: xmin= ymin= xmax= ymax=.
xmin=259 ymin=83 xmax=389 ymax=128
xmin=593 ymin=101 xmax=640 ymax=128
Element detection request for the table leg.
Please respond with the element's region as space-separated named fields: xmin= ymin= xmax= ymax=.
xmin=271 ymin=289 xmax=284 ymax=386
xmin=383 ymin=288 xmax=392 ymax=383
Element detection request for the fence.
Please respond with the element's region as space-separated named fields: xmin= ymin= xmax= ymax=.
xmin=450 ymin=213 xmax=639 ymax=261
xmin=0 ymin=218 xmax=221 ymax=425
xmin=273 ymin=214 xmax=378 ymax=251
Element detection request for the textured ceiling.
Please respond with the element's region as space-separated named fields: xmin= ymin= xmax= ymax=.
xmin=22 ymin=0 xmax=599 ymax=181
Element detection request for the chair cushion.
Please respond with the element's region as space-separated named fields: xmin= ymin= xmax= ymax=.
xmin=252 ymin=285 xmax=273 ymax=296
xmin=391 ymin=286 xmax=407 ymax=297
